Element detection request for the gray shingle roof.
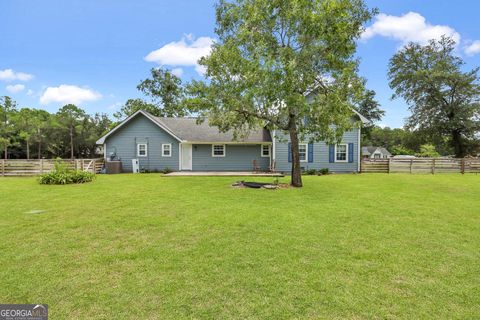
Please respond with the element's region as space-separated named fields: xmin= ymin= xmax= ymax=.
xmin=153 ymin=116 xmax=272 ymax=143
xmin=362 ymin=146 xmax=391 ymax=156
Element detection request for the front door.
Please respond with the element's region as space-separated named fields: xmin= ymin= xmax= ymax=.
xmin=181 ymin=144 xmax=192 ymax=170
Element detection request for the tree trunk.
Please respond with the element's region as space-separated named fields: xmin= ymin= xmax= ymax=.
xmin=26 ymin=139 xmax=30 ymax=159
xmin=451 ymin=129 xmax=464 ymax=158
xmin=70 ymin=125 xmax=74 ymax=159
xmin=288 ymin=115 xmax=303 ymax=187
xmin=3 ymin=145 xmax=6 ymax=160
xmin=38 ymin=138 xmax=42 ymax=159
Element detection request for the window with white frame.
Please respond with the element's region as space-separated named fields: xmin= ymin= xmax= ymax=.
xmin=298 ymin=143 xmax=307 ymax=162
xmin=261 ymin=145 xmax=270 ymax=157
xmin=335 ymin=144 xmax=347 ymax=162
xmin=162 ymin=144 xmax=171 ymax=157
xmin=212 ymin=144 xmax=226 ymax=157
xmin=137 ymin=143 xmax=147 ymax=157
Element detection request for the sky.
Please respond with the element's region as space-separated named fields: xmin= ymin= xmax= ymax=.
xmin=1 ymin=0 xmax=480 ymax=128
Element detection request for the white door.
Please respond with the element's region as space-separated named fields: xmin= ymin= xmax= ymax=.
xmin=181 ymin=144 xmax=192 ymax=170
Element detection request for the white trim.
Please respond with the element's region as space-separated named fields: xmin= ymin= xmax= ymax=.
xmin=162 ymin=143 xmax=172 ymax=157
xmin=96 ymin=110 xmax=183 ymax=144
xmin=299 ymin=143 xmax=308 ymax=162
xmin=335 ymin=143 xmax=348 ymax=163
xmin=103 ymin=143 xmax=107 ymax=160
xmin=261 ymin=144 xmax=270 ymax=157
xmin=357 ymin=127 xmax=361 ymax=172
xmin=211 ymin=144 xmax=226 ymax=157
xmin=137 ymin=143 xmax=148 ymax=157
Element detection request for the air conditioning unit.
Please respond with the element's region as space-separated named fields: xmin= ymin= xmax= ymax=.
xmin=132 ymin=159 xmax=139 ymax=173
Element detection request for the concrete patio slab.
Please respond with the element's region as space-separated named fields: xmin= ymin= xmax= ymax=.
xmin=164 ymin=171 xmax=284 ymax=177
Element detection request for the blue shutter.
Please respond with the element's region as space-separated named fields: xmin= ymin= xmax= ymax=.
xmin=329 ymin=145 xmax=335 ymax=163
xmin=288 ymin=142 xmax=292 ymax=162
xmin=308 ymin=143 xmax=313 ymax=162
xmin=348 ymin=143 xmax=354 ymax=163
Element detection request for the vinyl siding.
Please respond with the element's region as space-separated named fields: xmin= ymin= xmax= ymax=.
xmin=104 ymin=113 xmax=179 ymax=172
xmin=192 ymin=144 xmax=270 ymax=171
xmin=274 ymin=128 xmax=360 ymax=173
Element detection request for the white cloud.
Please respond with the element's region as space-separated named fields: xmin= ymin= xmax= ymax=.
xmin=40 ymin=84 xmax=102 ymax=105
xmin=194 ymin=65 xmax=207 ymax=76
xmin=362 ymin=12 xmax=461 ymax=45
xmin=145 ymin=35 xmax=213 ymax=75
xmin=171 ymin=67 xmax=184 ymax=77
xmin=26 ymin=89 xmax=34 ymax=96
xmin=0 ymin=69 xmax=34 ymax=81
xmin=464 ymin=40 xmax=480 ymax=56
xmin=6 ymin=84 xmax=25 ymax=93
xmin=107 ymin=102 xmax=122 ymax=110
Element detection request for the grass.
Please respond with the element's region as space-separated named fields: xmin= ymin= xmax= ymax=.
xmin=0 ymin=174 xmax=479 ymax=319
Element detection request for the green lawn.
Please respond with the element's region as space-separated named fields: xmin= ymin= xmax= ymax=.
xmin=0 ymin=174 xmax=479 ymax=319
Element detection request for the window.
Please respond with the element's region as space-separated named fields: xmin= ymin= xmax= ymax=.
xmin=261 ymin=145 xmax=270 ymax=157
xmin=212 ymin=144 xmax=226 ymax=157
xmin=299 ymin=143 xmax=308 ymax=162
xmin=162 ymin=144 xmax=171 ymax=157
xmin=137 ymin=143 xmax=147 ymax=157
xmin=374 ymin=153 xmax=381 ymax=159
xmin=335 ymin=144 xmax=347 ymax=162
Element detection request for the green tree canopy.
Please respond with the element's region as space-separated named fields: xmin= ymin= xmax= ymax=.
xmin=56 ymin=104 xmax=87 ymax=159
xmin=137 ymin=68 xmax=185 ymax=117
xmin=0 ymin=96 xmax=18 ymax=159
xmin=113 ymin=98 xmax=160 ymax=120
xmin=388 ymin=36 xmax=480 ymax=157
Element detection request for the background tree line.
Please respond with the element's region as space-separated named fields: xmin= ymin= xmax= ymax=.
xmin=0 ymin=96 xmax=112 ymax=159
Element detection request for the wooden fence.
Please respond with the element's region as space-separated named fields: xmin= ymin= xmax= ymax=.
xmin=0 ymin=158 xmax=104 ymax=176
xmin=361 ymin=158 xmax=480 ymax=174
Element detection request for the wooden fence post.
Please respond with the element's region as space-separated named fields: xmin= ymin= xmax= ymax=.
xmin=461 ymin=158 xmax=465 ymax=174
xmin=40 ymin=159 xmax=44 ymax=174
xmin=93 ymin=160 xmax=96 ymax=174
xmin=388 ymin=158 xmax=391 ymax=174
xmin=432 ymin=159 xmax=435 ymax=174
xmin=1 ymin=159 xmax=4 ymax=177
xmin=410 ymin=159 xmax=413 ymax=174
xmin=81 ymin=159 xmax=84 ymax=171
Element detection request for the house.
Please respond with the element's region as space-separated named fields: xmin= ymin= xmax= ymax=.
xmin=96 ymin=110 xmax=369 ymax=173
xmin=362 ymin=146 xmax=392 ymax=159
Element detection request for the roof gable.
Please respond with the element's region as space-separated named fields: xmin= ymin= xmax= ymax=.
xmin=96 ymin=110 xmax=182 ymax=144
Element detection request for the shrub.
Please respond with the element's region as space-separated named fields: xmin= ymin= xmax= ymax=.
xmin=39 ymin=170 xmax=95 ymax=185
xmin=161 ymin=167 xmax=173 ymax=174
xmin=39 ymin=159 xmax=95 ymax=185
xmin=318 ymin=168 xmax=330 ymax=175
xmin=304 ymin=169 xmax=317 ymax=175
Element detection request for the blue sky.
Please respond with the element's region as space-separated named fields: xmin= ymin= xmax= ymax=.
xmin=1 ymin=0 xmax=480 ymax=128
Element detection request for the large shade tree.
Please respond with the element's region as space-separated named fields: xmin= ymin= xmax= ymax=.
xmin=185 ymin=0 xmax=375 ymax=186
xmin=389 ymin=36 xmax=480 ymax=157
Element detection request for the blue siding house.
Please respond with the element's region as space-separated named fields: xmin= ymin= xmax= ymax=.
xmin=96 ymin=110 xmax=368 ymax=173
